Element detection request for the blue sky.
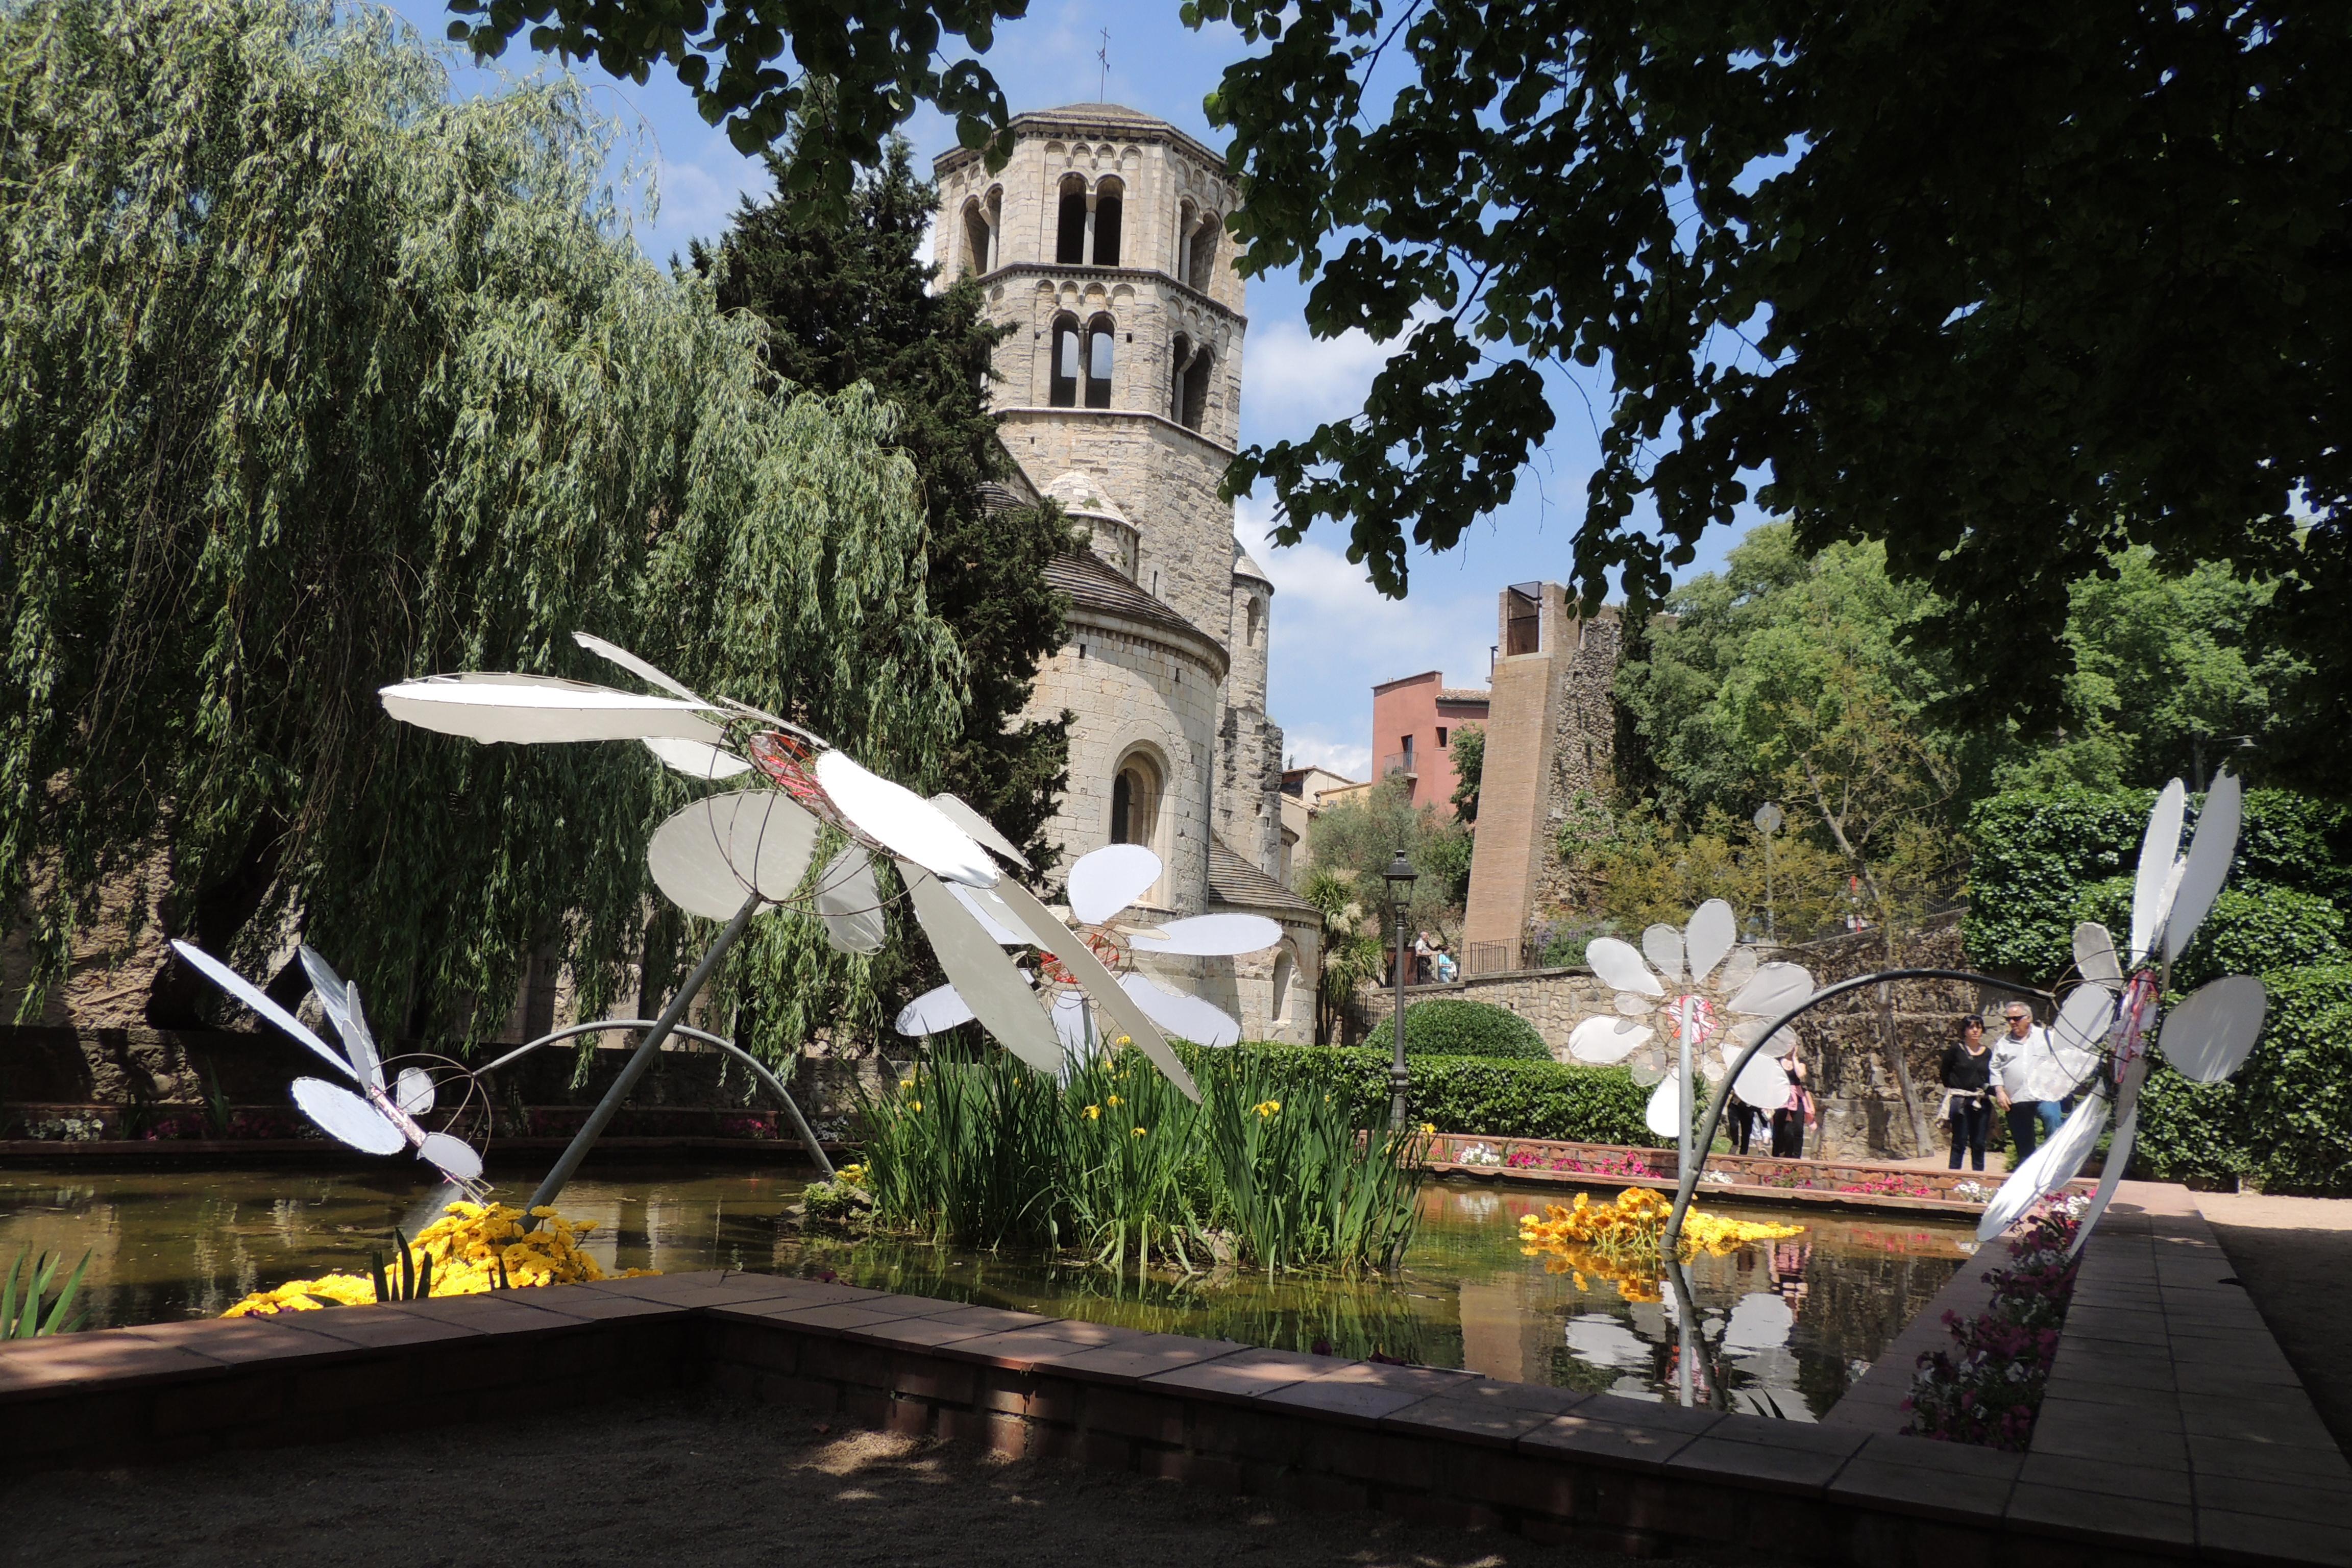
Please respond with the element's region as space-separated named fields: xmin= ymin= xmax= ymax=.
xmin=385 ymin=0 xmax=1757 ymax=778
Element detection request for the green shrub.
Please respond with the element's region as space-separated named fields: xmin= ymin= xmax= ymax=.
xmin=1368 ymin=998 xmax=1550 ymax=1060
xmin=2068 ymin=879 xmax=2344 ymax=989
xmin=1239 ymin=1044 xmax=1659 ymax=1146
xmin=2134 ymin=964 xmax=2352 ymax=1194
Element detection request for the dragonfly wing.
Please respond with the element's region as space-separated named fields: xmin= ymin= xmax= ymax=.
xmin=814 ymin=847 xmax=888 ymax=955
xmin=1125 ymin=913 xmax=1281 ymax=957
xmin=2158 ymin=975 xmax=2267 ymax=1084
xmin=380 ymin=673 xmax=725 ymax=744
xmin=928 ymin=793 xmax=1033 ymax=870
xmin=641 ymin=737 xmax=753 ymax=780
xmin=986 ymin=877 xmax=1199 ymax=1101
xmin=396 ymin=1066 xmax=435 ymax=1117
xmin=900 ymin=864 xmax=1061 ymax=1071
xmin=2165 ymin=771 xmax=2243 ymax=966
xmin=894 ymin=981 xmax=977 ymax=1038
xmin=2129 ymin=779 xmax=2188 ymax=964
xmin=418 ymin=1132 xmax=484 ymax=1185
xmin=1067 ymin=845 xmax=1161 ymax=926
xmin=572 ymin=631 xmax=704 ymax=702
xmin=172 ymin=941 xmax=355 ymax=1082
xmin=290 ymin=1077 xmax=406 ymax=1155
xmin=1117 ymin=973 xmax=1242 ymax=1048
xmin=816 ymin=752 xmax=998 ymax=889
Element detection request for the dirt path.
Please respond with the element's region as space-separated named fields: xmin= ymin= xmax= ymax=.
xmin=1 ymin=1392 xmax=1732 ymax=1568
xmin=2195 ymin=1191 xmax=2352 ymax=1455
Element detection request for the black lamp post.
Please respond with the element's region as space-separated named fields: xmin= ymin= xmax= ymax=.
xmin=1384 ymin=850 xmax=1418 ymax=1130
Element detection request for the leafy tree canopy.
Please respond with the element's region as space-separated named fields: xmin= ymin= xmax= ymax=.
xmin=1305 ymin=776 xmax=1472 ymax=938
xmin=693 ymin=128 xmax=1073 ymax=867
xmin=1192 ymin=0 xmax=2352 ymax=789
xmin=0 ymin=0 xmax=969 ymax=1058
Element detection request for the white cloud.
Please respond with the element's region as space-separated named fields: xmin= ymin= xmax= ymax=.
xmin=1241 ymin=304 xmax=1440 ymax=444
xmin=1284 ymin=731 xmax=1372 ymax=781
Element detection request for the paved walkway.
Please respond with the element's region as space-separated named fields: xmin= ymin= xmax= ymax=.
xmin=2195 ymin=1192 xmax=2352 ymax=1457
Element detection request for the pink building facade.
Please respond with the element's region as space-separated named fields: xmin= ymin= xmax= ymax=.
xmin=1370 ymin=671 xmax=1491 ymax=817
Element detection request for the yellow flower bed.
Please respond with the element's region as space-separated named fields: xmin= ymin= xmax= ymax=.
xmin=1517 ymin=1188 xmax=1803 ymax=1302
xmin=221 ymin=1202 xmax=655 ymax=1317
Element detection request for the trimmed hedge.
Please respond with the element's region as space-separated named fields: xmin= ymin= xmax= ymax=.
xmin=2133 ymin=964 xmax=2352 ymax=1195
xmin=1209 ymin=1043 xmax=1659 ymax=1146
xmin=2068 ymin=878 xmax=2345 ymax=990
xmin=1367 ymin=997 xmax=1552 ymax=1060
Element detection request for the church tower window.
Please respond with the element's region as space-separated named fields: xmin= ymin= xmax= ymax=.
xmin=961 ymin=197 xmax=990 ymax=276
xmin=1180 ymin=346 xmax=1214 ymax=430
xmin=1056 ymin=175 xmax=1087 ymax=264
xmin=1189 ymin=215 xmax=1219 ymax=290
xmin=1085 ymin=313 xmax=1115 ymax=408
xmin=1168 ymin=334 xmax=1191 ymax=421
xmin=1050 ymin=313 xmax=1081 ymax=407
xmin=1093 ymin=178 xmax=1124 ymax=266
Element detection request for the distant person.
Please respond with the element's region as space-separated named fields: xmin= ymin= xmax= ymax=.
xmin=1939 ymin=1015 xmax=1995 ymax=1171
xmin=1413 ymin=929 xmax=1435 ymax=985
xmin=1727 ymin=1097 xmax=1762 ymax=1156
xmin=1992 ymin=1001 xmax=2069 ymax=1158
xmin=1433 ymin=947 xmax=1458 ymax=984
xmin=1771 ymin=1049 xmax=1812 ymax=1159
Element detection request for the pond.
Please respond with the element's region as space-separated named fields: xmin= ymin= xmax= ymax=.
xmin=0 ymin=1161 xmax=1975 ymax=1420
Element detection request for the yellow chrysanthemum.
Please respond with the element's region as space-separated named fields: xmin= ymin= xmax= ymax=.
xmin=1513 ymin=1187 xmax=1802 ymax=1302
xmin=220 ymin=1201 xmax=657 ymax=1316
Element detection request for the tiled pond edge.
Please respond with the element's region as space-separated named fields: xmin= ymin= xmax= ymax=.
xmin=4 ymin=1245 xmax=2344 ymax=1565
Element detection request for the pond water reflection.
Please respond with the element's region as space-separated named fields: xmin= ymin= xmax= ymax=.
xmin=0 ymin=1163 xmax=1974 ymax=1419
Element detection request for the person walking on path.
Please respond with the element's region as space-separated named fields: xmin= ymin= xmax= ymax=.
xmin=1939 ymin=1015 xmax=1996 ymax=1171
xmin=1992 ymin=1001 xmax=2068 ymax=1158
xmin=1771 ymin=1050 xmax=1813 ymax=1159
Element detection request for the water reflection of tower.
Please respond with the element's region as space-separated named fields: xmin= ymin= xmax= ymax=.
xmin=1774 ymin=1239 xmax=1811 ymax=1315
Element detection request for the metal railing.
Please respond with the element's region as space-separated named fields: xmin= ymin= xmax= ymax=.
xmin=1464 ymin=941 xmax=1512 ymax=977
xmin=1381 ymin=752 xmax=1415 ymax=776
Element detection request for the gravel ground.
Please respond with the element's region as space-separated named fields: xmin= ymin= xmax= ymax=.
xmin=2 ymin=1392 xmax=1730 ymax=1568
xmin=2195 ymin=1190 xmax=2352 ymax=1455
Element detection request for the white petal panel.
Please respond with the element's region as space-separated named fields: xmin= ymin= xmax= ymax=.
xmin=927 ymin=794 xmax=1033 ymax=869
xmin=1129 ymin=914 xmax=1283 ymax=957
xmin=1716 ymin=945 xmax=1759 ymax=995
xmin=1641 ymin=924 xmax=1686 ymax=985
xmin=1569 ymin=1015 xmax=1651 ymax=1065
xmin=1645 ymin=1068 xmax=1690 ymax=1140
xmin=1727 ymin=1017 xmax=1802 ymax=1058
xmin=572 ymin=631 xmax=704 ymax=702
xmin=895 ymin=981 xmax=975 ymax=1037
xmin=818 ymin=752 xmax=999 ymax=889
xmin=1068 ymin=844 xmax=1163 ymax=926
xmin=2070 ymin=1062 xmax=2147 ymax=1255
xmin=2159 ymin=974 xmax=2268 ymax=1084
xmin=985 ymin=877 xmax=1202 ymax=1101
xmin=1119 ymin=974 xmax=1243 ymax=1047
xmin=814 ymin=847 xmax=888 ymax=955
xmin=1976 ymin=1094 xmax=2110 ymax=1241
xmin=2129 ymin=779 xmax=2188 ymax=964
xmin=1728 ymin=962 xmax=1814 ymax=1021
xmin=2049 ymin=985 xmax=2117 ymax=1085
xmin=946 ymin=881 xmax=1030 ymax=946
xmin=418 ymin=1132 xmax=484 ymax=1185
xmin=1684 ymin=899 xmax=1737 ymax=985
xmin=900 ymin=864 xmax=1061 ymax=1072
xmin=1051 ymin=992 xmax=1092 ymax=1062
xmin=2165 ymin=771 xmax=2242 ymax=966
xmin=646 ymin=789 xmax=819 ymax=920
xmin=1729 ymin=1051 xmax=1791 ymax=1110
xmin=291 ymin=1076 xmax=406 ymax=1155
xmin=1628 ymin=1055 xmax=1667 ymax=1088
xmin=379 ymin=675 xmax=725 ymax=744
xmin=1586 ymin=937 xmax=1663 ymax=997
xmin=641 ymin=737 xmax=753 ymax=779
xmin=1614 ymin=991 xmax=1653 ymax=1018
xmin=395 ymin=1067 xmax=435 ymax=1118
xmin=171 ymin=941 xmax=355 ymax=1082
xmin=2073 ymin=923 xmax=2122 ymax=987
xmin=298 ymin=946 xmax=381 ymax=1090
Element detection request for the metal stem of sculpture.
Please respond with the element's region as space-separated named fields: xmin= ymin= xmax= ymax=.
xmin=1660 ymin=968 xmax=2052 ymax=1260
xmin=523 ymin=891 xmax=764 ymax=1221
xmin=1677 ymin=999 xmax=1695 ymax=1185
xmin=474 ymin=1018 xmax=834 ymax=1179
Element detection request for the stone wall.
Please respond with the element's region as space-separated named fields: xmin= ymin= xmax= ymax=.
xmin=1350 ymin=966 xmax=1613 ymax=1052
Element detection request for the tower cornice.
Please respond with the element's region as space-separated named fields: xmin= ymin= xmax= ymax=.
xmin=975 ymin=262 xmax=1245 ymax=328
xmin=934 ymin=105 xmax=1229 ymax=179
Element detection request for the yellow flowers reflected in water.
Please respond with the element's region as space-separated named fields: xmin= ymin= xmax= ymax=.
xmin=1516 ymin=1189 xmax=1804 ymax=1304
xmin=220 ymin=1201 xmax=658 ymax=1317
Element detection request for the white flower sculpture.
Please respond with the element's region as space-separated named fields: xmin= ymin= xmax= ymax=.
xmin=375 ymin=633 xmax=1206 ymax=1101
xmin=1565 ymin=899 xmax=1816 ymax=1140
xmin=896 ymin=842 xmax=1281 ymax=1056
xmin=1977 ymin=772 xmax=2268 ymax=1246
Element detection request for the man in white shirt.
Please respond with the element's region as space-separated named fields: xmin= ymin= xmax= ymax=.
xmin=1991 ymin=1002 xmax=2072 ymax=1158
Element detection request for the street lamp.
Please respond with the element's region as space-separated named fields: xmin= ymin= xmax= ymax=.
xmin=1384 ymin=850 xmax=1419 ymax=1130
xmin=1753 ymin=801 xmax=1783 ymax=943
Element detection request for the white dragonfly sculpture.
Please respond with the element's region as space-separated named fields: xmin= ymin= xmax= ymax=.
xmin=1976 ymin=772 xmax=2268 ymax=1251
xmin=895 ymin=841 xmax=1281 ymax=1059
xmin=378 ymin=633 xmax=1210 ymax=1102
xmin=168 ymin=939 xmax=487 ymax=1192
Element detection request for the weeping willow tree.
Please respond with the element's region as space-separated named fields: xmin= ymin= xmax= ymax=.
xmin=0 ymin=0 xmax=972 ymax=1057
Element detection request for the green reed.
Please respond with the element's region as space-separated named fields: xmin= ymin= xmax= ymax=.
xmin=859 ymin=1045 xmax=1425 ymax=1275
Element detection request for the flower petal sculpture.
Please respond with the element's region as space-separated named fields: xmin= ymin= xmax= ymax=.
xmin=168 ymin=941 xmax=486 ymax=1192
xmin=894 ymin=841 xmax=1280 ymax=1067
xmin=1565 ymin=898 xmax=1814 ymax=1144
xmin=1976 ymin=773 xmax=2268 ymax=1248
xmin=378 ymin=634 xmax=1205 ymax=1100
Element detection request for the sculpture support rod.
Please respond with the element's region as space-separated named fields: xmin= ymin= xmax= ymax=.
xmin=525 ymin=891 xmax=764 ymax=1222
xmin=1661 ymin=968 xmax=2054 ymax=1260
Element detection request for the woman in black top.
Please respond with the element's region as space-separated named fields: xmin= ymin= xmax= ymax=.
xmin=1939 ymin=1015 xmax=1994 ymax=1171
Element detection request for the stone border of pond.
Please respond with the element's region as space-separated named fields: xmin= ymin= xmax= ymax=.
xmin=4 ymin=1186 xmax=2342 ymax=1566
xmin=1420 ymin=1133 xmax=2098 ymax=1215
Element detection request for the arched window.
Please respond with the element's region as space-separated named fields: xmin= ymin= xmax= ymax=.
xmin=1175 ymin=200 xmax=1198 ymax=283
xmin=1093 ymin=177 xmax=1124 ymax=266
xmin=1056 ymin=175 xmax=1087 ymax=265
xmin=1189 ymin=215 xmax=1219 ymax=290
xmin=1085 ymin=313 xmax=1115 ymax=409
xmin=961 ymin=198 xmax=990 ymax=276
xmin=1271 ymin=950 xmax=1295 ymax=1023
xmin=1181 ymin=346 xmax=1214 ymax=431
xmin=1245 ymin=595 xmax=1263 ymax=647
xmin=1168 ymin=334 xmax=1191 ymax=422
xmin=1110 ymin=753 xmax=1161 ymax=851
xmin=1049 ymin=313 xmax=1080 ymax=407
